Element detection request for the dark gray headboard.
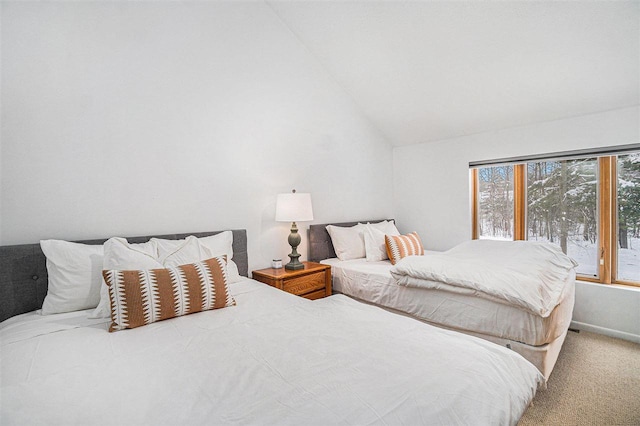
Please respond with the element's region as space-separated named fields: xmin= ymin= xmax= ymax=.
xmin=0 ymin=230 xmax=248 ymax=322
xmin=308 ymin=219 xmax=393 ymax=263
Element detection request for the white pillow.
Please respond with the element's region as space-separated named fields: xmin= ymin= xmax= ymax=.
xmin=103 ymin=238 xmax=161 ymax=269
xmin=363 ymin=226 xmax=388 ymax=262
xmin=40 ymin=240 xmax=104 ymax=315
xmin=363 ymin=222 xmax=401 ymax=262
xmin=153 ymin=232 xmax=241 ymax=283
xmin=90 ymin=238 xmax=162 ymax=319
xmin=152 ymin=236 xmax=212 ymax=267
xmin=367 ymin=220 xmax=400 ymax=236
xmin=326 ymin=223 xmax=366 ymax=260
xmin=197 ymin=231 xmax=233 ymax=257
xmin=196 ymin=231 xmax=241 ymax=283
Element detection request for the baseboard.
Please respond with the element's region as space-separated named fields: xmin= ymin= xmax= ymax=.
xmin=570 ymin=321 xmax=640 ymax=344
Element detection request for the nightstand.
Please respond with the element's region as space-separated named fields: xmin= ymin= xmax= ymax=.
xmin=252 ymin=262 xmax=332 ymax=300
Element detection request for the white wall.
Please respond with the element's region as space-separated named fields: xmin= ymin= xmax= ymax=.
xmin=0 ymin=2 xmax=393 ymax=271
xmin=572 ymin=281 xmax=640 ymax=344
xmin=393 ymin=106 xmax=640 ymax=341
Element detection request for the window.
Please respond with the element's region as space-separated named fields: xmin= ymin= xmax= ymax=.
xmin=526 ymin=158 xmax=598 ymax=276
xmin=477 ymin=166 xmax=514 ymax=240
xmin=471 ymin=149 xmax=640 ymax=287
xmin=616 ymin=153 xmax=640 ymax=283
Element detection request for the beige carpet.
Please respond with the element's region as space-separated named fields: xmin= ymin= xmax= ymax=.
xmin=519 ymin=330 xmax=640 ymax=425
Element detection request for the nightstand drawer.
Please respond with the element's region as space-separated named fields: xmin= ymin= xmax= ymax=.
xmin=283 ymin=273 xmax=325 ymax=296
xmin=304 ymin=289 xmax=327 ymax=300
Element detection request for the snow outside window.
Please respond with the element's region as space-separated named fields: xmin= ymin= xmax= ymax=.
xmin=526 ymin=158 xmax=598 ymax=277
xmin=477 ymin=165 xmax=514 ymax=241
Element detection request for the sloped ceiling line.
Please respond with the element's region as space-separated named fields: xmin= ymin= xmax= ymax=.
xmin=265 ymin=0 xmax=394 ymax=148
xmin=267 ymin=1 xmax=639 ymax=147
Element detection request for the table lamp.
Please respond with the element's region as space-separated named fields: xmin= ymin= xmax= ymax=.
xmin=275 ymin=189 xmax=314 ymax=270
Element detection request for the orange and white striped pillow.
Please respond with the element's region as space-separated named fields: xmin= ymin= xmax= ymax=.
xmin=385 ymin=232 xmax=424 ymax=265
xmin=102 ymin=256 xmax=236 ymax=332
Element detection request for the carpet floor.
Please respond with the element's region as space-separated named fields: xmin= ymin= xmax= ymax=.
xmin=519 ymin=330 xmax=640 ymax=425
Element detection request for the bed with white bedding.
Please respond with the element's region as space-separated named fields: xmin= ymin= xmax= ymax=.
xmin=309 ymin=220 xmax=577 ymax=380
xmin=0 ymin=229 xmax=543 ymax=425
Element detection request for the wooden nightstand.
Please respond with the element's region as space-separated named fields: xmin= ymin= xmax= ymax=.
xmin=252 ymin=262 xmax=332 ymax=300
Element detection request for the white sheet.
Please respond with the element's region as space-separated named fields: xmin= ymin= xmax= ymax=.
xmin=391 ymin=240 xmax=578 ymax=317
xmin=0 ymin=278 xmax=542 ymax=425
xmin=322 ymin=257 xmax=575 ymax=347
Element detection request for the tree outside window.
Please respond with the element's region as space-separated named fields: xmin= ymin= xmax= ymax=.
xmin=526 ymin=159 xmax=598 ymax=276
xmin=477 ymin=166 xmax=514 ymax=240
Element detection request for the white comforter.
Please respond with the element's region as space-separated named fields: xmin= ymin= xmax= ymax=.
xmin=391 ymin=240 xmax=578 ymax=317
xmin=0 ymin=279 xmax=542 ymax=425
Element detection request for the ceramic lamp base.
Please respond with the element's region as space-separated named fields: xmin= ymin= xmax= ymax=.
xmin=285 ymin=258 xmax=304 ymax=270
xmin=285 ymin=221 xmax=304 ymax=270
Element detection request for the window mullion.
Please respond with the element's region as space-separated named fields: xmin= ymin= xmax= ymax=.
xmin=471 ymin=169 xmax=479 ymax=240
xmin=610 ymin=157 xmax=619 ymax=284
xmin=599 ymin=157 xmax=613 ymax=284
xmin=513 ymin=164 xmax=526 ymax=240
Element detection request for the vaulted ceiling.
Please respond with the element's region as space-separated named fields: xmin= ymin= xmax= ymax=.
xmin=268 ymin=1 xmax=639 ymax=146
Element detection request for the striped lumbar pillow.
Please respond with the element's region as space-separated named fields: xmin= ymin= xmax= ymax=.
xmin=102 ymin=256 xmax=236 ymax=332
xmin=385 ymin=232 xmax=424 ymax=265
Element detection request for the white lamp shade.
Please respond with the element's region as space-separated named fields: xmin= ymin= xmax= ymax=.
xmin=275 ymin=193 xmax=314 ymax=222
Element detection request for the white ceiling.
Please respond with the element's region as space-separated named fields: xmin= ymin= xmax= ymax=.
xmin=268 ymin=1 xmax=639 ymax=146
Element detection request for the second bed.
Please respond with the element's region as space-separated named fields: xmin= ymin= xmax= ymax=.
xmin=309 ymin=220 xmax=576 ymax=380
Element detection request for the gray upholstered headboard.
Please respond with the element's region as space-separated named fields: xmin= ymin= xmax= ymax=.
xmin=0 ymin=230 xmax=248 ymax=322
xmin=308 ymin=219 xmax=393 ymax=263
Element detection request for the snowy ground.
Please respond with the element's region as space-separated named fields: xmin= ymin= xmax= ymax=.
xmin=616 ymin=237 xmax=639 ymax=282
xmin=542 ymin=236 xmax=639 ymax=282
